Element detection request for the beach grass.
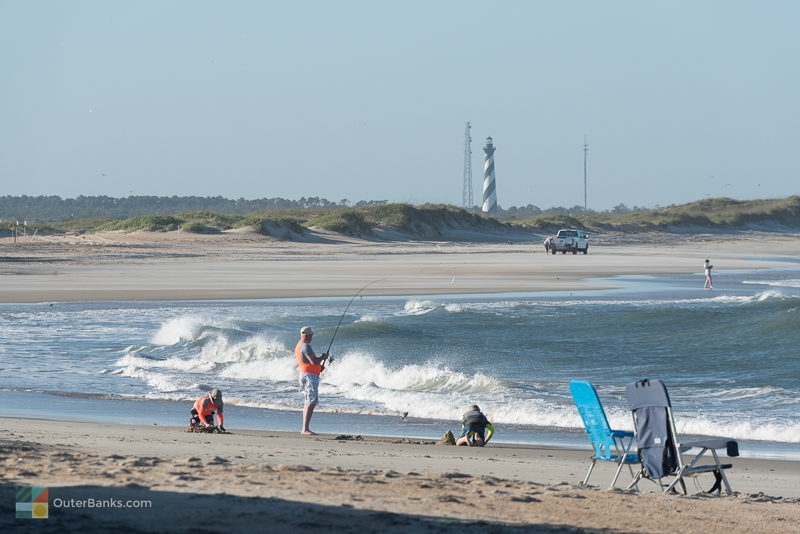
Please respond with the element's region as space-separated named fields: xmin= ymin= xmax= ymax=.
xmin=514 ymin=196 xmax=800 ymax=231
xmin=101 ymin=215 xmax=185 ymax=232
xmin=306 ymin=209 xmax=373 ymax=235
xmin=18 ymin=196 xmax=800 ymax=236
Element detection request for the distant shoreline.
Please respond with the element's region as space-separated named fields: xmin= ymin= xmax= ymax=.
xmin=1 ymin=231 xmax=799 ymax=303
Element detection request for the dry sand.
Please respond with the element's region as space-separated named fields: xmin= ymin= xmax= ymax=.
xmin=2 ymin=229 xmax=799 ymax=303
xmin=3 ymin=229 xmax=800 ymax=532
xmin=2 ymin=418 xmax=799 ymax=534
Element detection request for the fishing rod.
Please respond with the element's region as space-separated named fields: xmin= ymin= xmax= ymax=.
xmin=325 ymin=279 xmax=381 ymax=364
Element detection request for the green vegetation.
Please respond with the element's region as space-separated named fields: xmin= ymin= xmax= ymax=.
xmin=178 ymin=211 xmax=241 ymax=228
xmin=302 ymin=203 xmax=506 ymax=236
xmin=8 ymin=196 xmax=800 ymax=237
xmin=605 ymin=196 xmax=800 ymax=228
xmin=33 ymin=217 xmax=113 ymax=234
xmin=101 ymin=215 xmax=185 ymax=232
xmin=181 ymin=222 xmax=214 ymax=233
xmin=306 ymin=210 xmax=372 ymax=235
xmin=513 ymin=196 xmax=800 ymax=231
xmin=519 ymin=214 xmax=585 ymax=230
xmin=240 ymin=215 xmax=306 ymax=236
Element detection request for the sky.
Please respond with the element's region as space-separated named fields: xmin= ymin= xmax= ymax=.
xmin=1 ymin=1 xmax=798 ymax=211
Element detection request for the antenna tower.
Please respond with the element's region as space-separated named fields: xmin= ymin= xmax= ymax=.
xmin=462 ymin=121 xmax=473 ymax=209
xmin=583 ymin=135 xmax=589 ymax=211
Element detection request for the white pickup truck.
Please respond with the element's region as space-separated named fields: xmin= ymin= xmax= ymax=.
xmin=544 ymin=229 xmax=589 ymax=255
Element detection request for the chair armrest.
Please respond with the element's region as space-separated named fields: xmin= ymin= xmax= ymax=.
xmin=610 ymin=430 xmax=634 ymax=438
xmin=684 ymin=463 xmax=733 ymax=476
xmin=679 ymin=439 xmax=739 ymax=457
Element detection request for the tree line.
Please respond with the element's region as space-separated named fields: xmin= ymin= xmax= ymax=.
xmin=0 ymin=195 xmax=389 ymax=222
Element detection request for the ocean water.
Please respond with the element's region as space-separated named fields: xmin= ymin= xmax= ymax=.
xmin=2 ymin=265 xmax=799 ymax=459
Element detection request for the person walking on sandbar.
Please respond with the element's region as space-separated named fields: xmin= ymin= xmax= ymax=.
xmin=295 ymin=326 xmax=328 ymax=435
xmin=704 ymin=259 xmax=714 ymax=289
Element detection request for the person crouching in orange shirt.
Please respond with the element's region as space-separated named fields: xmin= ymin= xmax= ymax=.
xmin=190 ymin=389 xmax=225 ymax=432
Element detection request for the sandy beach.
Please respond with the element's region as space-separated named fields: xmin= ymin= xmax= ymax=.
xmin=3 ymin=229 xmax=800 ymax=532
xmin=2 ymin=417 xmax=799 ymax=534
xmin=2 ymin=229 xmax=799 ymax=302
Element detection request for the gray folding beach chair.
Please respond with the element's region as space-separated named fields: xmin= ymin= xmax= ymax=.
xmin=624 ymin=379 xmax=739 ymax=495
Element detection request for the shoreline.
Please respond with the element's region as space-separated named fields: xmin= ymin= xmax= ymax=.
xmin=3 ymin=416 xmax=799 ymax=533
xmin=6 ymin=416 xmax=800 ymax=496
xmin=2 ymin=232 xmax=800 ymax=303
xmin=5 ymin=389 xmax=799 ymax=463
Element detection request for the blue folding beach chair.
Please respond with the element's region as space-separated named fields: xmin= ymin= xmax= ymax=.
xmin=569 ymin=380 xmax=638 ymax=488
xmin=624 ymin=379 xmax=739 ymax=495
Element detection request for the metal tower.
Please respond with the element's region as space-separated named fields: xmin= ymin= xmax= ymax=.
xmin=481 ymin=136 xmax=497 ymax=214
xmin=462 ymin=122 xmax=473 ymax=209
xmin=583 ymin=135 xmax=589 ymax=211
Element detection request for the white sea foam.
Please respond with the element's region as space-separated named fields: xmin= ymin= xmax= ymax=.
xmin=317 ymin=381 xmax=584 ymax=427
xmin=322 ymin=351 xmax=502 ymax=394
xmin=603 ymin=404 xmax=800 ymax=443
xmin=444 ymin=303 xmax=464 ymax=313
xmin=678 ymin=418 xmax=800 ymax=444
xmin=118 ymin=367 xmax=186 ymax=392
xmin=457 ymin=290 xmax=794 ymax=310
xmin=220 ymin=356 xmax=298 ymax=382
xmin=150 ymin=316 xmax=210 ymax=345
xmin=702 ymin=290 xmax=789 ymax=304
xmin=116 ymin=352 xmax=213 ymax=373
xmin=397 ymin=300 xmax=438 ymax=316
xmin=306 ymin=351 xmax=584 ymax=425
xmin=355 ymin=314 xmax=382 ymax=323
xmin=743 ymin=279 xmax=800 ymax=289
xmin=197 ymin=334 xmax=287 ymax=364
xmin=117 ymin=334 xmax=289 ymax=375
xmin=207 ymin=397 xmax=297 ymax=412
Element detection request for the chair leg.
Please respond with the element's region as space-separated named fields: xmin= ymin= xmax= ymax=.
xmin=708 ymin=471 xmax=723 ymax=494
xmin=582 ymin=458 xmax=597 ymax=485
xmin=719 ymin=469 xmax=733 ymax=494
xmin=663 ymin=468 xmax=685 ymax=494
xmin=711 ymin=449 xmax=734 ymax=494
xmin=625 ymin=463 xmax=639 ymax=491
xmin=625 ymin=471 xmax=643 ymax=491
xmin=610 ymin=459 xmax=626 ymax=488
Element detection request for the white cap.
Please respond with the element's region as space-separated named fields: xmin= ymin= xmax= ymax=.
xmin=300 ymin=326 xmax=313 ymax=335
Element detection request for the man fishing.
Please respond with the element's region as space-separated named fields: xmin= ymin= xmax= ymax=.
xmin=295 ymin=326 xmax=328 ymax=435
xmin=294 ymin=282 xmax=377 ymax=435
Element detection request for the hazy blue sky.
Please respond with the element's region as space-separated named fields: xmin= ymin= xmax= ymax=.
xmin=2 ymin=1 xmax=798 ymax=210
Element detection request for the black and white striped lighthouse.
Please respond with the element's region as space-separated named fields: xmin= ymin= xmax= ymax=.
xmin=481 ymin=136 xmax=497 ymax=214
